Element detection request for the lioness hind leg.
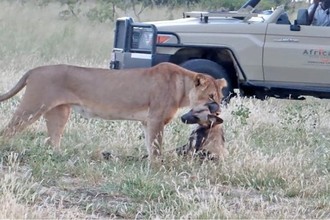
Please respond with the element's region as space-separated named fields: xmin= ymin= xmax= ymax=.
xmin=1 ymin=106 xmax=45 ymax=138
xmin=44 ymin=105 xmax=71 ymax=150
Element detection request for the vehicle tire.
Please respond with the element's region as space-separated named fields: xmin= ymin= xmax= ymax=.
xmin=180 ymin=59 xmax=234 ymax=101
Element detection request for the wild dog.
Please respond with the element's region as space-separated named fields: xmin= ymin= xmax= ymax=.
xmin=0 ymin=62 xmax=227 ymax=161
xmin=178 ymin=101 xmax=228 ymax=160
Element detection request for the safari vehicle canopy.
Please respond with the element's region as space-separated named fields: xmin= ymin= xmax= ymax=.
xmin=110 ymin=0 xmax=330 ymax=100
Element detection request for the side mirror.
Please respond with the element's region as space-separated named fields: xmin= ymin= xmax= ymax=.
xmin=290 ymin=20 xmax=301 ymax=31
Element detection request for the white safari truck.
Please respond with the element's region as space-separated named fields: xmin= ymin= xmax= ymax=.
xmin=110 ymin=0 xmax=330 ymax=100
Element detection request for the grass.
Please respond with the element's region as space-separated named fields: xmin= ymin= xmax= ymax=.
xmin=0 ymin=1 xmax=329 ymax=219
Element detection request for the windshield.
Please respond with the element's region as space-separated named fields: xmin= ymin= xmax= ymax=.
xmin=248 ymin=5 xmax=285 ymax=23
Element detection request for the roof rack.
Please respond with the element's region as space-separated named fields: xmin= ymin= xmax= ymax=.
xmin=183 ymin=7 xmax=258 ymax=22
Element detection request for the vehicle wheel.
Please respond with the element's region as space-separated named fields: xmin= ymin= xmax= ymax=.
xmin=180 ymin=59 xmax=234 ymax=101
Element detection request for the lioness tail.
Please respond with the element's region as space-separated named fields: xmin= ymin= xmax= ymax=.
xmin=0 ymin=71 xmax=30 ymax=102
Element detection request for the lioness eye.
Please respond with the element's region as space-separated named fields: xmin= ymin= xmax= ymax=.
xmin=209 ymin=94 xmax=214 ymax=100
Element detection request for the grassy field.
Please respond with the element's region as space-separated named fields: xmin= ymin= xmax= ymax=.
xmin=0 ymin=1 xmax=329 ymax=219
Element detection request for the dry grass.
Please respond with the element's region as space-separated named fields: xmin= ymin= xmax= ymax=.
xmin=0 ymin=1 xmax=329 ymax=219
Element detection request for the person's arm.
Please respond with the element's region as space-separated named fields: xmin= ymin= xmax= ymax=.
xmin=308 ymin=0 xmax=321 ymax=25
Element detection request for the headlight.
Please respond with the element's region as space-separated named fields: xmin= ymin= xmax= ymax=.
xmin=131 ymin=27 xmax=153 ymax=50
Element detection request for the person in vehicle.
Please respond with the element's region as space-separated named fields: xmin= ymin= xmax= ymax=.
xmin=308 ymin=0 xmax=330 ymax=26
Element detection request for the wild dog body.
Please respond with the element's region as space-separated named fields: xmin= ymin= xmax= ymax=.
xmin=179 ymin=101 xmax=228 ymax=160
xmin=0 ymin=62 xmax=226 ymax=160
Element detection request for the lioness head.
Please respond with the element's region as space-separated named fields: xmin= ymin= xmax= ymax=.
xmin=189 ymin=74 xmax=227 ymax=107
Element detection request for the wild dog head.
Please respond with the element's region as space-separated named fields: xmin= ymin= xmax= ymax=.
xmin=189 ymin=75 xmax=227 ymax=107
xmin=181 ymin=101 xmax=222 ymax=125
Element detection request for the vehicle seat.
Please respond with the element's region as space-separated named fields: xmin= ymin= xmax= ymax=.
xmin=276 ymin=12 xmax=291 ymax=25
xmin=296 ymin=8 xmax=309 ymax=25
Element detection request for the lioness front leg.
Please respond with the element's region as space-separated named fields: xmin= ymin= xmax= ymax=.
xmin=145 ymin=118 xmax=164 ymax=160
xmin=141 ymin=121 xmax=150 ymax=150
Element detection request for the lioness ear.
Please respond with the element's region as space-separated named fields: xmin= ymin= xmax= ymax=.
xmin=208 ymin=114 xmax=224 ymax=125
xmin=194 ymin=74 xmax=207 ymax=87
xmin=216 ymin=78 xmax=227 ymax=89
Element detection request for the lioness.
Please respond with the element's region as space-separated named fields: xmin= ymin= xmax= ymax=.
xmin=0 ymin=62 xmax=226 ymax=160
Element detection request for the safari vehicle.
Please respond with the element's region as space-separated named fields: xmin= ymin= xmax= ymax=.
xmin=110 ymin=0 xmax=330 ymax=100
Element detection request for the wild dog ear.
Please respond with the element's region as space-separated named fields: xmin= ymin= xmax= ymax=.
xmin=216 ymin=78 xmax=227 ymax=89
xmin=208 ymin=114 xmax=224 ymax=125
xmin=194 ymin=74 xmax=207 ymax=87
xmin=207 ymin=102 xmax=220 ymax=113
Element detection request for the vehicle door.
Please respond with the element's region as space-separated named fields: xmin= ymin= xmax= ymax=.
xmin=263 ymin=23 xmax=330 ymax=85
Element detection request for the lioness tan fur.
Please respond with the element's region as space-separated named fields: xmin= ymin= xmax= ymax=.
xmin=0 ymin=62 xmax=227 ymax=160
